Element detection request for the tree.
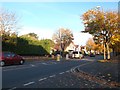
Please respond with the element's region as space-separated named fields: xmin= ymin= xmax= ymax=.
xmin=86 ymin=38 xmax=103 ymax=54
xmin=0 ymin=8 xmax=19 ymax=45
xmin=52 ymin=28 xmax=74 ymax=52
xmin=40 ymin=39 xmax=55 ymax=54
xmin=81 ymin=7 xmax=119 ymax=60
xmin=110 ymin=32 xmax=120 ymax=56
xmin=20 ymin=33 xmax=39 ymax=40
xmin=86 ymin=38 xmax=96 ymax=51
xmin=27 ymin=33 xmax=39 ymax=40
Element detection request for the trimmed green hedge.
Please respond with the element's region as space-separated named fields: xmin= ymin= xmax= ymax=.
xmin=2 ymin=37 xmax=54 ymax=56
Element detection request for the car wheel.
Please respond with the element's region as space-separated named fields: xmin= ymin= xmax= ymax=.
xmin=0 ymin=61 xmax=5 ymax=67
xmin=19 ymin=60 xmax=24 ymax=65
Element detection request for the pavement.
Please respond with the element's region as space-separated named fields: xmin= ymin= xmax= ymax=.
xmin=75 ymin=56 xmax=120 ymax=88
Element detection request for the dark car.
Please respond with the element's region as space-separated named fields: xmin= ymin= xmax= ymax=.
xmin=0 ymin=52 xmax=25 ymax=67
xmin=90 ymin=53 xmax=95 ymax=57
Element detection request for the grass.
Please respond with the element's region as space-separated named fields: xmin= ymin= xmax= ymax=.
xmin=98 ymin=55 xmax=120 ymax=63
xmin=97 ymin=60 xmax=110 ymax=63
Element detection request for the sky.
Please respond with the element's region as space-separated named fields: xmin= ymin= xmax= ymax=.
xmin=0 ymin=1 xmax=118 ymax=46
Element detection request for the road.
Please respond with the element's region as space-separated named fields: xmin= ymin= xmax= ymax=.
xmin=2 ymin=55 xmax=119 ymax=89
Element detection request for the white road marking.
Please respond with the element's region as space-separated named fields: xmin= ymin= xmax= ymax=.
xmin=51 ymin=62 xmax=57 ymax=64
xmin=71 ymin=68 xmax=75 ymax=72
xmin=42 ymin=63 xmax=48 ymax=65
xmin=39 ymin=77 xmax=47 ymax=81
xmin=30 ymin=64 xmax=35 ymax=67
xmin=23 ymin=81 xmax=35 ymax=86
xmin=59 ymin=72 xmax=65 ymax=74
xmin=66 ymin=70 xmax=70 ymax=73
xmin=81 ymin=59 xmax=94 ymax=62
xmin=8 ymin=87 xmax=17 ymax=90
xmin=71 ymin=62 xmax=94 ymax=73
xmin=3 ymin=66 xmax=33 ymax=71
xmin=49 ymin=75 xmax=56 ymax=78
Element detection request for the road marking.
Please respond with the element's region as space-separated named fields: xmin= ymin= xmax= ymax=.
xmin=49 ymin=75 xmax=56 ymax=78
xmin=23 ymin=81 xmax=35 ymax=86
xmin=8 ymin=87 xmax=17 ymax=90
xmin=71 ymin=62 xmax=94 ymax=73
xmin=51 ymin=62 xmax=57 ymax=64
xmin=30 ymin=64 xmax=35 ymax=67
xmin=39 ymin=77 xmax=47 ymax=81
xmin=3 ymin=66 xmax=33 ymax=71
xmin=59 ymin=72 xmax=65 ymax=74
xmin=42 ymin=63 xmax=48 ymax=65
xmin=66 ymin=70 xmax=70 ymax=73
xmin=81 ymin=59 xmax=94 ymax=62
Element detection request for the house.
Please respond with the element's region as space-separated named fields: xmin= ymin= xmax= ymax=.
xmin=64 ymin=42 xmax=79 ymax=52
xmin=53 ymin=42 xmax=80 ymax=53
xmin=80 ymin=45 xmax=87 ymax=54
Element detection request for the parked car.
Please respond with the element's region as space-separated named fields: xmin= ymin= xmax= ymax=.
xmin=90 ymin=53 xmax=95 ymax=57
xmin=72 ymin=51 xmax=84 ymax=59
xmin=0 ymin=52 xmax=25 ymax=67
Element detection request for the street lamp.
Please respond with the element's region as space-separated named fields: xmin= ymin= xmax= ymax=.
xmin=59 ymin=28 xmax=62 ymax=60
xmin=96 ymin=6 xmax=101 ymax=10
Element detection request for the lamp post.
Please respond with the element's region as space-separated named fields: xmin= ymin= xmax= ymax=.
xmin=59 ymin=28 xmax=62 ymax=60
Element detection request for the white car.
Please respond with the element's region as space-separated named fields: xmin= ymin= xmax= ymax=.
xmin=72 ymin=51 xmax=84 ymax=59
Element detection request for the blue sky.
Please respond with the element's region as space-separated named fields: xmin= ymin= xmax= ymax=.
xmin=0 ymin=2 xmax=118 ymax=45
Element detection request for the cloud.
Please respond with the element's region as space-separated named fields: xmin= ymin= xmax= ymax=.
xmin=73 ymin=32 xmax=92 ymax=46
xmin=18 ymin=26 xmax=54 ymax=40
xmin=18 ymin=26 xmax=92 ymax=46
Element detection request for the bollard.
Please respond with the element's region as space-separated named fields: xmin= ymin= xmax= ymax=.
xmin=52 ymin=55 xmax=54 ymax=59
xmin=57 ymin=54 xmax=60 ymax=61
xmin=66 ymin=54 xmax=69 ymax=60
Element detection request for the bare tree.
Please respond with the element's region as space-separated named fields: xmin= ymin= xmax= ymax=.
xmin=0 ymin=8 xmax=20 ymax=44
xmin=52 ymin=28 xmax=74 ymax=51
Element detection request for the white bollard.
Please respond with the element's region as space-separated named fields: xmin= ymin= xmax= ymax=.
xmin=66 ymin=54 xmax=69 ymax=60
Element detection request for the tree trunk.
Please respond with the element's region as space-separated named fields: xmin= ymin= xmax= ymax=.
xmin=104 ymin=43 xmax=106 ymax=60
xmin=112 ymin=47 xmax=115 ymax=56
xmin=106 ymin=43 xmax=110 ymax=60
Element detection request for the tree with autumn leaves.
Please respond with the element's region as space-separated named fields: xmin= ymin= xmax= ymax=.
xmin=86 ymin=38 xmax=104 ymax=54
xmin=82 ymin=6 xmax=119 ymax=60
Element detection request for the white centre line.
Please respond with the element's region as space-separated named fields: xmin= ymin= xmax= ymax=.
xmin=23 ymin=81 xmax=35 ymax=86
xmin=66 ymin=70 xmax=70 ymax=73
xmin=30 ymin=64 xmax=35 ymax=67
xmin=49 ymin=75 xmax=56 ymax=78
xmin=59 ymin=72 xmax=65 ymax=74
xmin=39 ymin=77 xmax=47 ymax=81
xmin=42 ymin=63 xmax=49 ymax=65
xmin=8 ymin=87 xmax=17 ymax=90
